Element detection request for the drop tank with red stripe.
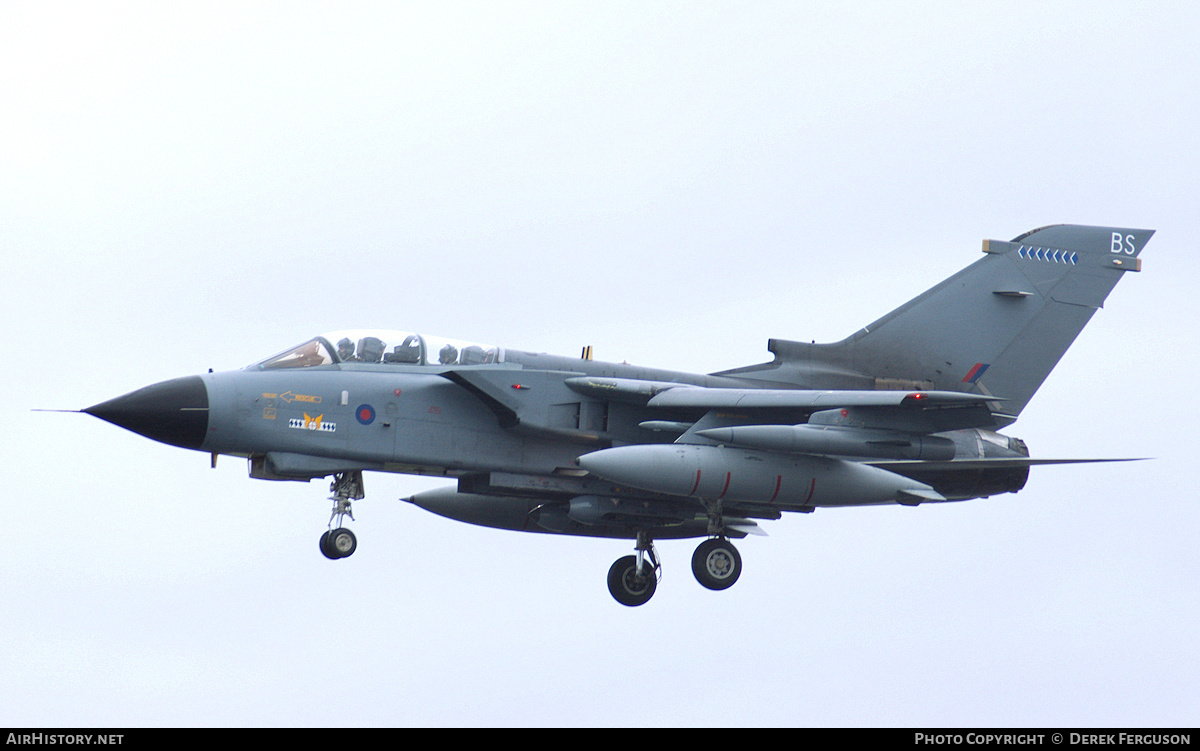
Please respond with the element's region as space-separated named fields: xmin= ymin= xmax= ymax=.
xmin=575 ymin=444 xmax=938 ymax=507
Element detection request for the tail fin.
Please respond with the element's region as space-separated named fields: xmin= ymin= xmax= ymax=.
xmin=767 ymin=225 xmax=1152 ymax=424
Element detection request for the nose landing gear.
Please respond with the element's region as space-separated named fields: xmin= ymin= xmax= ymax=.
xmin=320 ymin=471 xmax=363 ymax=561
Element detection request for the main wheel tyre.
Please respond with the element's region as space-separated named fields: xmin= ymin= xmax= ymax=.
xmin=607 ymin=555 xmax=657 ymax=607
xmin=328 ymin=527 xmax=357 ymax=559
xmin=319 ymin=530 xmax=340 ymax=560
xmin=692 ymin=538 xmax=741 ymax=590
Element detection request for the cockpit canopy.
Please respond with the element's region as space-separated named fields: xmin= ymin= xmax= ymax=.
xmin=251 ymin=330 xmax=503 ymax=370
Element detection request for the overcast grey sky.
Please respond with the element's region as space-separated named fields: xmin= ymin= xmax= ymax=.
xmin=4 ymin=1 xmax=1198 ymax=726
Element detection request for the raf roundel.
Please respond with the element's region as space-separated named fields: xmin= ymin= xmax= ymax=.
xmin=355 ymin=404 xmax=376 ymax=426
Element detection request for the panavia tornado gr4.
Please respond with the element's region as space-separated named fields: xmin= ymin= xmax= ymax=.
xmin=85 ymin=224 xmax=1151 ymax=606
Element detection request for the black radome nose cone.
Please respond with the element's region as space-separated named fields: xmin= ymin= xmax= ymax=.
xmin=85 ymin=375 xmax=209 ymax=450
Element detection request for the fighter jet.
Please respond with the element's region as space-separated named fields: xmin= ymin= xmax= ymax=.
xmin=83 ymin=224 xmax=1151 ymax=606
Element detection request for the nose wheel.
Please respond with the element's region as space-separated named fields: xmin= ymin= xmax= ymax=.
xmin=320 ymin=527 xmax=358 ymax=560
xmin=319 ymin=471 xmax=363 ymax=560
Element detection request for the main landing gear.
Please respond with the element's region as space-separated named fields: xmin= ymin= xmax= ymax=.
xmin=607 ymin=531 xmax=660 ymax=607
xmin=606 ymin=533 xmax=743 ymax=606
xmin=320 ymin=471 xmax=363 ymax=561
xmin=691 ymin=537 xmax=742 ymax=590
